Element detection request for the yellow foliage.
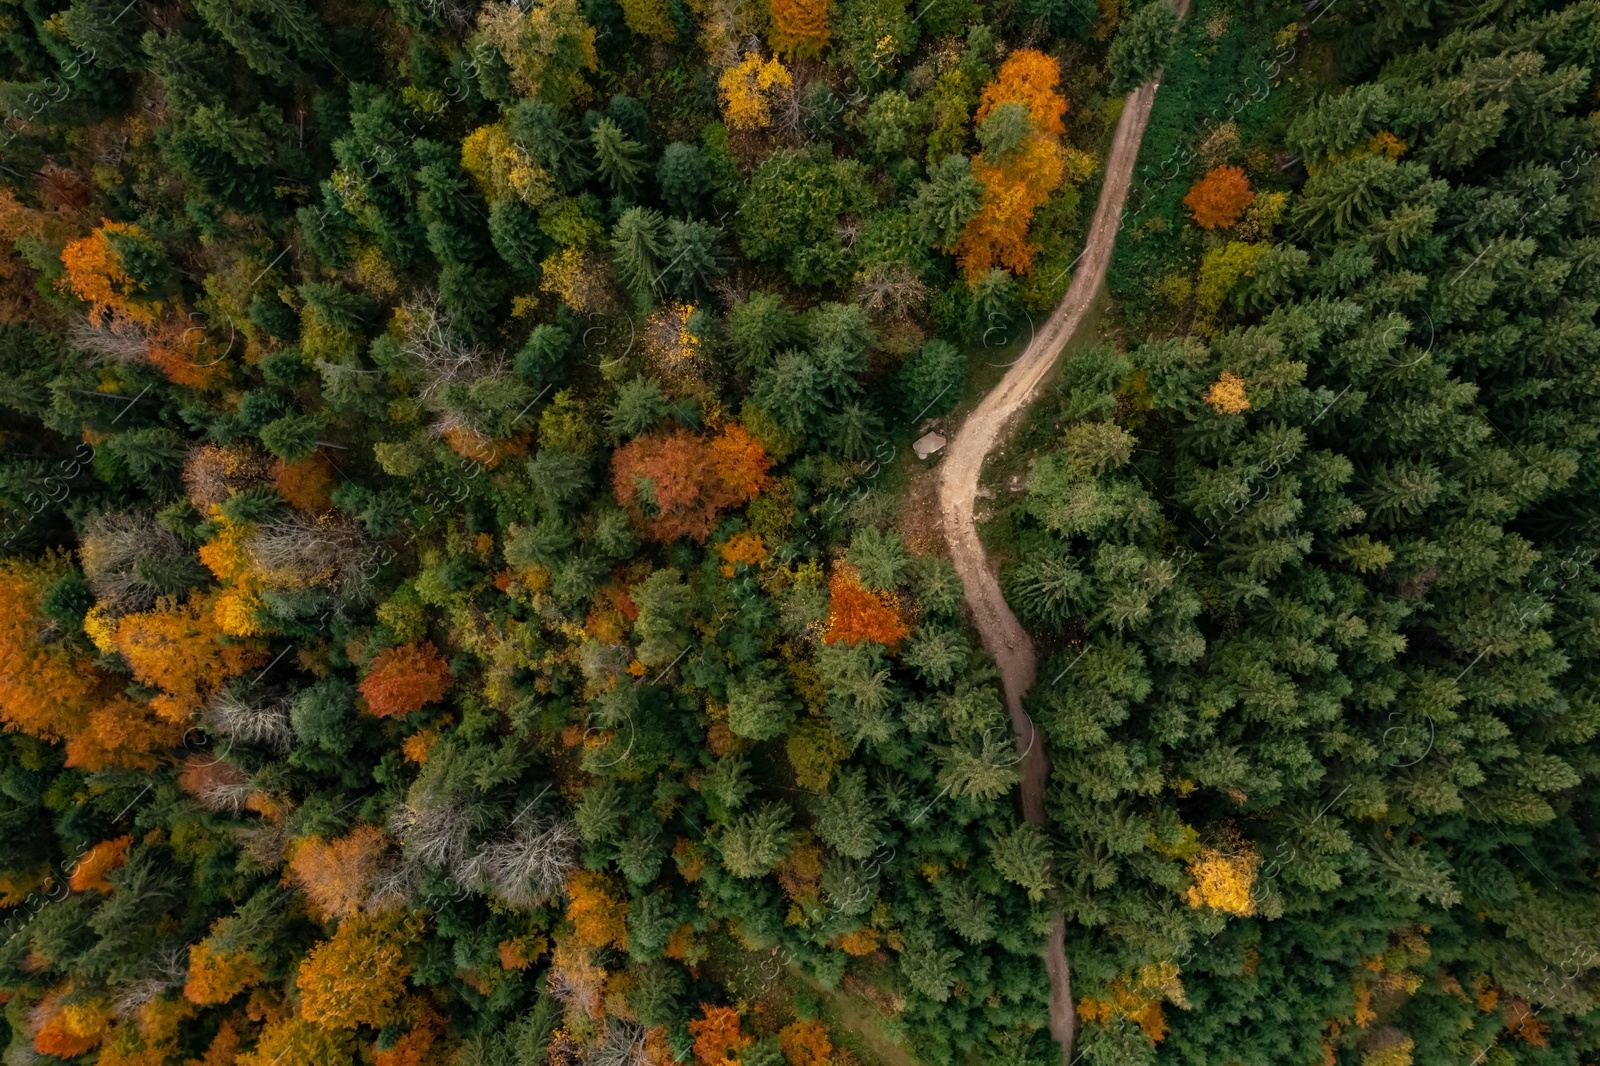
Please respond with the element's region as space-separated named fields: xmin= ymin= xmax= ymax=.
xmin=1361 ymin=1036 xmax=1414 ymax=1066
xmin=462 ymin=123 xmax=557 ymax=206
xmin=620 ymin=0 xmax=676 ymax=39
xmin=718 ymin=52 xmax=792 ymax=131
xmin=1202 ymin=371 xmax=1250 ymax=416
xmin=199 ymin=507 xmax=267 ymax=637
xmin=1196 ymin=242 xmax=1269 ymax=316
xmin=540 ymin=247 xmax=613 ymax=314
xmin=1184 ymin=842 xmax=1261 ymax=914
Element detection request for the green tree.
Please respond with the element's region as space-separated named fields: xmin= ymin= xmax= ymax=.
xmin=727 ymin=673 xmax=796 ymax=741
xmin=658 ymin=142 xmax=712 ymax=217
xmin=720 ymin=801 xmax=795 ymax=877
xmin=912 ymin=154 xmax=984 ymax=250
xmin=611 ymin=206 xmax=667 ymax=310
xmin=590 ymin=117 xmax=648 ymax=194
xmin=1107 ymin=0 xmax=1177 ymax=93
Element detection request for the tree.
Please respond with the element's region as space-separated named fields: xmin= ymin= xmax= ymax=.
xmin=661 ymin=219 xmax=728 ymax=300
xmin=778 ymin=1020 xmax=832 ymax=1066
xmin=900 ymin=931 xmax=962 ymax=1002
xmin=989 ymin=823 xmax=1054 ymax=901
xmin=620 ymin=0 xmax=675 ymax=39
xmin=1107 ymin=0 xmax=1177 ymax=93
xmin=475 ymin=0 xmax=599 ymax=108
xmin=566 ymin=869 xmax=630 ymax=949
xmin=184 ymin=938 xmax=265 ymax=1004
xmin=608 ymin=375 xmax=668 ymax=438
xmin=658 ymin=142 xmax=712 ymax=217
xmin=720 ymin=801 xmax=795 ymax=876
xmin=69 ymin=835 xmax=131 ymax=893
xmin=719 ymin=52 xmax=793 ymax=131
xmin=770 ymin=0 xmax=830 ymax=57
xmin=824 ymin=566 xmax=909 ymax=647
xmin=727 ymin=673 xmax=795 ymax=740
xmin=114 ymin=595 xmax=267 ymax=720
xmin=1184 ymin=165 xmax=1255 ymax=230
xmin=592 ymin=118 xmax=648 ymax=195
xmin=289 ymin=824 xmax=387 ymax=920
xmin=690 ymin=1005 xmax=751 ymax=1066
xmin=912 ymin=154 xmax=985 ymax=251
xmin=812 ymin=768 xmax=880 ymax=859
xmin=298 ymin=912 xmax=414 ymax=1029
xmin=361 ymin=641 xmax=454 ymax=717
xmin=611 ymin=206 xmax=667 ymax=309
xmin=58 ymin=220 xmax=164 ymax=326
xmin=864 ymin=90 xmax=921 ymax=159
xmin=0 ymin=556 xmax=98 ymax=742
xmin=727 ymin=291 xmax=801 ymax=371
xmin=896 ymin=338 xmax=967 ymax=419
xmin=612 ymin=423 xmax=773 ymax=542
xmin=977 ymin=101 xmax=1033 ymax=160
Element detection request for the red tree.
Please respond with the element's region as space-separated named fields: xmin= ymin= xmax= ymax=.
xmin=360 ymin=642 xmax=454 ymax=717
xmin=1184 ymin=165 xmax=1255 ymax=229
xmin=613 ymin=423 xmax=773 ymax=542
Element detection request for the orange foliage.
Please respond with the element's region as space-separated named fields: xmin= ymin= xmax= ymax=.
xmin=1504 ymin=996 xmax=1550 ymax=1047
xmin=718 ymin=532 xmax=766 ymax=576
xmin=272 ymin=455 xmax=337 ymax=511
xmin=612 ymin=424 xmax=772 ymax=543
xmin=837 ymin=927 xmax=880 ymax=955
xmin=69 ymin=835 xmax=131 ymax=893
xmin=297 ymin=913 xmax=414 ymax=1030
xmin=0 ymin=187 xmax=77 ymax=324
xmin=498 ymin=934 xmax=548 ymax=970
xmin=402 ymin=725 xmax=442 ymax=766
xmin=113 ymin=596 xmax=268 ymax=720
xmin=143 ymin=316 xmax=228 ymax=390
xmin=0 ymin=556 xmax=98 ymax=741
xmin=1075 ymin=963 xmax=1185 ymax=1044
xmin=688 ymin=1004 xmax=750 ymax=1066
xmin=58 ymin=220 xmax=161 ymax=326
xmin=975 ymin=49 xmax=1067 ymax=136
xmin=66 ymin=696 xmax=184 ymax=772
xmin=1183 ymin=165 xmax=1255 ymax=230
xmin=288 ymin=823 xmax=386 ymax=921
xmin=770 ymin=0 xmax=830 ymax=57
xmin=778 ymin=1019 xmax=832 ymax=1066
xmin=360 ymin=641 xmax=454 ymax=717
xmin=823 ymin=566 xmax=909 ymax=648
xmin=34 ymin=1012 xmax=101 ymax=1058
xmin=192 ymin=1017 xmax=243 ymax=1066
xmin=566 ymin=870 xmax=629 ymax=950
xmin=184 ymin=940 xmax=265 ymax=1005
xmin=585 ymin=583 xmax=640 ymax=645
xmin=955 ymin=51 xmax=1069 ymax=281
xmin=374 ymin=998 xmax=447 ymax=1066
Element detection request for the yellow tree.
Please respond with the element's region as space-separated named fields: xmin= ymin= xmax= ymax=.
xmin=719 ymin=52 xmax=792 ymax=130
xmin=297 ymin=912 xmax=416 ymax=1030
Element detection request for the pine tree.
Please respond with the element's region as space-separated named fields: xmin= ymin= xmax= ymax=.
xmin=610 ymin=206 xmax=666 ymax=309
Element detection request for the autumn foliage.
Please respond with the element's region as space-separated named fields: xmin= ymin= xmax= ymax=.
xmin=1077 ymin=961 xmax=1188 ymax=1043
xmin=272 ymin=454 xmax=337 ymax=511
xmin=689 ymin=1004 xmax=750 ymax=1066
xmin=1184 ymin=842 xmax=1261 ymax=914
xmin=778 ymin=1019 xmax=833 ymax=1066
xmin=58 ymin=220 xmax=160 ymax=326
xmin=113 ymin=595 xmax=268 ymax=720
xmin=718 ymin=53 xmax=792 ymax=131
xmin=565 ymin=870 xmax=629 ymax=950
xmin=824 ymin=566 xmax=910 ymax=648
xmin=1184 ymin=165 xmax=1255 ymax=229
xmin=0 ymin=556 xmax=98 ymax=741
xmin=69 ymin=836 xmax=131 ymax=893
xmin=288 ymin=823 xmax=386 ymax=921
xmin=183 ymin=939 xmax=265 ymax=1005
xmin=296 ymin=913 xmax=414 ymax=1029
xmin=770 ymin=0 xmax=830 ymax=57
xmin=956 ymin=51 xmax=1070 ymax=281
xmin=1203 ymin=371 xmax=1250 ymax=415
xmin=360 ymin=641 xmax=455 ymax=717
xmin=613 ymin=423 xmax=773 ymax=542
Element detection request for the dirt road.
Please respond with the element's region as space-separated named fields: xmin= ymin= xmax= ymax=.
xmin=935 ymin=38 xmax=1182 ymax=1064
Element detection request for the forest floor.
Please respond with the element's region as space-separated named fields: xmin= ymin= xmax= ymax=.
xmin=932 ymin=14 xmax=1186 ymax=1061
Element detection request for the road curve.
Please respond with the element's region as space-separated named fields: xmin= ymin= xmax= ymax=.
xmin=936 ymin=38 xmax=1183 ymax=1065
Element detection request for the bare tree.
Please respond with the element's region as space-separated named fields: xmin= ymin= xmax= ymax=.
xmin=851 ymin=264 xmax=931 ymax=324
xmin=590 ymin=1021 xmax=650 ymax=1066
xmin=246 ymin=511 xmax=375 ymax=605
xmin=205 ymin=688 xmax=294 ymax=752
xmin=68 ymin=315 xmax=148 ymax=365
xmin=481 ymin=818 xmax=581 ymax=906
xmin=396 ymin=293 xmax=506 ymax=406
xmin=79 ymin=510 xmax=193 ymax=616
xmin=365 ymin=853 xmax=423 ymax=914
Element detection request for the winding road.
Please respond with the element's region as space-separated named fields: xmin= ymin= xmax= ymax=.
xmin=936 ymin=28 xmax=1185 ymax=1063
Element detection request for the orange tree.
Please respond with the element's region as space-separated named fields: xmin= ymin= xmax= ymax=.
xmin=1183 ymin=165 xmax=1255 ymax=229
xmin=770 ymin=0 xmax=830 ymax=57
xmin=360 ymin=641 xmax=455 ymax=717
xmin=612 ymin=423 xmax=773 ymax=542
xmin=954 ymin=50 xmax=1069 ymax=280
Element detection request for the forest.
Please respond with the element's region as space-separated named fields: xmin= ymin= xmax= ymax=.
xmin=0 ymin=0 xmax=1597 ymax=1062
